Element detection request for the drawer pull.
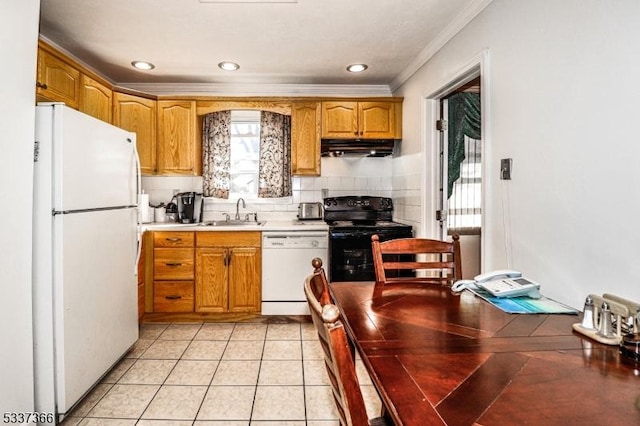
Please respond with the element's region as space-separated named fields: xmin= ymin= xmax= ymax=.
xmin=166 ymin=237 xmax=182 ymax=242
xmin=165 ymin=295 xmax=182 ymax=300
xmin=165 ymin=262 xmax=183 ymax=267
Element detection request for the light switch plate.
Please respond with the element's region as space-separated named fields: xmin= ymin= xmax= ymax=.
xmin=500 ymin=158 xmax=512 ymax=180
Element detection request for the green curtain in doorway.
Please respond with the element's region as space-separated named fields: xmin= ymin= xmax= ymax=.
xmin=448 ymin=92 xmax=481 ymax=198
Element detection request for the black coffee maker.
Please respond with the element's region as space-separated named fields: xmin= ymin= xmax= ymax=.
xmin=176 ymin=192 xmax=203 ymax=223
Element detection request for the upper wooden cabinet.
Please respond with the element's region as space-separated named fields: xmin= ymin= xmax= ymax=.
xmin=291 ymin=101 xmax=321 ymax=176
xmin=157 ymin=100 xmax=201 ymax=176
xmin=79 ymin=74 xmax=112 ymax=123
xmin=321 ymin=100 xmax=401 ymax=139
xmin=36 ymin=47 xmax=81 ymax=109
xmin=113 ymin=93 xmax=157 ymax=175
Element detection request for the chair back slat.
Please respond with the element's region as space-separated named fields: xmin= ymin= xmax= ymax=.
xmin=382 ymin=261 xmax=455 ymax=270
xmin=372 ymin=234 xmax=462 ymax=287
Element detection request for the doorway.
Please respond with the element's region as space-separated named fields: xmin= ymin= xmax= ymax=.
xmin=437 ymin=78 xmax=481 ymax=278
xmin=422 ymin=56 xmax=487 ymax=279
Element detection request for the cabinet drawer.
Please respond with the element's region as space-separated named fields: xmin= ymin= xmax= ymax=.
xmin=154 ymin=281 xmax=194 ymax=312
xmin=196 ymin=231 xmax=261 ymax=248
xmin=154 ymin=231 xmax=194 ymax=247
xmin=154 ymin=248 xmax=194 ymax=279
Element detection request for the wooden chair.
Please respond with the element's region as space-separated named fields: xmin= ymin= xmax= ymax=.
xmin=304 ymin=258 xmax=388 ymax=426
xmin=371 ymin=234 xmax=462 ymax=286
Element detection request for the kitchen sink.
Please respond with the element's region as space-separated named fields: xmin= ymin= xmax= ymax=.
xmin=198 ymin=220 xmax=265 ymax=227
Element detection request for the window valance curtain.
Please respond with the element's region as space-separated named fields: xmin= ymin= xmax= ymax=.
xmin=202 ymin=110 xmax=231 ymax=198
xmin=448 ymin=92 xmax=481 ymax=198
xmin=258 ymin=111 xmax=292 ymax=198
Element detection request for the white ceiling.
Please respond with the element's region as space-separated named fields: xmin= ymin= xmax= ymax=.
xmin=38 ymin=0 xmax=491 ymax=95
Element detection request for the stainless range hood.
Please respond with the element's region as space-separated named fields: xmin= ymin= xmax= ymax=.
xmin=321 ymin=139 xmax=397 ymax=157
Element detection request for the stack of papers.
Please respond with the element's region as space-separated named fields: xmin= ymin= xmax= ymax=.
xmin=469 ymin=287 xmax=578 ymax=314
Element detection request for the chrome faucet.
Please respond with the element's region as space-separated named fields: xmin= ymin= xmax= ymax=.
xmin=235 ymin=197 xmax=246 ymax=220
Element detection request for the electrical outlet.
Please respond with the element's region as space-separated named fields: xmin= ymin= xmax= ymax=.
xmin=500 ymin=158 xmax=512 ymax=180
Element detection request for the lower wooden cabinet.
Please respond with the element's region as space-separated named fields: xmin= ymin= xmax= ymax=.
xmin=145 ymin=230 xmax=261 ymax=316
xmin=137 ymin=235 xmax=146 ymax=320
xmin=152 ymin=231 xmax=195 ymax=313
xmin=196 ymin=232 xmax=261 ymax=313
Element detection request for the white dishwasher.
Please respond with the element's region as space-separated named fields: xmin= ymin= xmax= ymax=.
xmin=262 ymin=231 xmax=329 ymax=315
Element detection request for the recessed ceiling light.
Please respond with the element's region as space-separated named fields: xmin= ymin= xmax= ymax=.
xmin=131 ymin=61 xmax=155 ymax=70
xmin=346 ymin=64 xmax=368 ymax=73
xmin=218 ymin=61 xmax=240 ymax=71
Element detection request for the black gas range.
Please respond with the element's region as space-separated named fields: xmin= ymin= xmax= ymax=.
xmin=324 ymin=196 xmax=413 ymax=282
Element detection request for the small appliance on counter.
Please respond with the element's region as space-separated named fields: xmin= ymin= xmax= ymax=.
xmin=176 ymin=191 xmax=203 ymax=223
xmin=165 ymin=199 xmax=178 ymax=222
xmin=153 ymin=203 xmax=167 ymax=222
xmin=297 ymin=202 xmax=323 ymax=220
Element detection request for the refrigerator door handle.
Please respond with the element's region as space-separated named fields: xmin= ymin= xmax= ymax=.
xmin=53 ymin=205 xmax=138 ymax=215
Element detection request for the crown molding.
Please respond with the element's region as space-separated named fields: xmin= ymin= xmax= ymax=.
xmin=118 ymin=82 xmax=393 ymax=97
xmin=390 ymin=0 xmax=493 ymax=92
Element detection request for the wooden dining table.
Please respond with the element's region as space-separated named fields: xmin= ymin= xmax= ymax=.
xmin=328 ymin=281 xmax=640 ymax=426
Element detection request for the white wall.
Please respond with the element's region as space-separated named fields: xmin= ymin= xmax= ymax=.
xmin=0 ymin=0 xmax=40 ymax=413
xmin=394 ymin=0 xmax=640 ymax=309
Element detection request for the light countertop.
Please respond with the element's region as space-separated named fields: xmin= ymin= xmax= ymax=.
xmin=140 ymin=219 xmax=329 ymax=232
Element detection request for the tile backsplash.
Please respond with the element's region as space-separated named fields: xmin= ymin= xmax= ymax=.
xmin=142 ymin=157 xmax=393 ymax=222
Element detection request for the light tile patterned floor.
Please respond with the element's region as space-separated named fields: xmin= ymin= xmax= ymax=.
xmin=60 ymin=321 xmax=382 ymax=425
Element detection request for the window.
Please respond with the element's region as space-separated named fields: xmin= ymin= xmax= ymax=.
xmin=448 ymin=135 xmax=481 ymax=233
xmin=202 ymin=108 xmax=291 ymax=200
xmin=229 ymin=110 xmax=260 ymax=198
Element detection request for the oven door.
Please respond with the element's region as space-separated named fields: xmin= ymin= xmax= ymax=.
xmin=329 ymin=228 xmax=413 ymax=282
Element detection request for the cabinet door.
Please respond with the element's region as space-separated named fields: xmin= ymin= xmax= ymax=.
xmin=195 ymin=248 xmax=228 ymax=313
xmin=113 ymin=93 xmax=157 ymax=175
xmin=157 ymin=100 xmax=200 ymax=176
xmin=291 ymin=102 xmax=321 ymax=176
xmin=227 ymin=247 xmax=261 ymax=313
xmin=36 ymin=49 xmax=80 ymax=108
xmin=321 ymin=101 xmax=358 ymax=139
xmin=358 ymin=102 xmax=396 ymax=139
xmin=79 ymin=74 xmax=112 ymax=123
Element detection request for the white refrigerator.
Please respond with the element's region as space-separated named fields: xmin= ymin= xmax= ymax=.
xmin=33 ymin=103 xmax=140 ymax=421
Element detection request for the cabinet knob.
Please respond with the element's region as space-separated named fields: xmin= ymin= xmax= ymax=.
xmin=36 ymin=81 xmax=48 ymax=90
